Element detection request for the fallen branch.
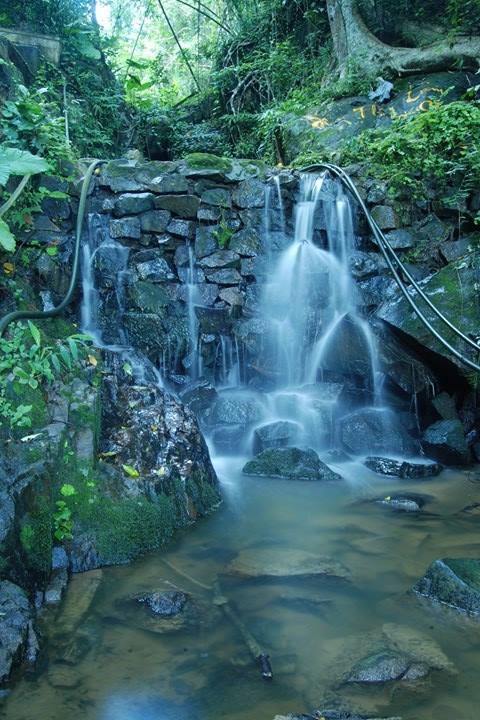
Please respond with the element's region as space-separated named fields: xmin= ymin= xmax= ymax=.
xmin=213 ymin=579 xmax=273 ymax=680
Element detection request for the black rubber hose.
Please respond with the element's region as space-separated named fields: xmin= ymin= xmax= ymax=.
xmin=299 ymin=162 xmax=480 ymax=373
xmin=0 ymin=159 xmax=105 ymax=338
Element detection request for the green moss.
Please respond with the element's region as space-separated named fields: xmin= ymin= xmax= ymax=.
xmin=184 ymin=153 xmax=233 ymax=172
xmin=186 ymin=471 xmax=221 ymax=515
xmin=19 ymin=500 xmax=53 ymax=577
xmin=446 ymin=559 xmax=480 ymax=591
xmin=77 ymin=495 xmax=177 ymax=564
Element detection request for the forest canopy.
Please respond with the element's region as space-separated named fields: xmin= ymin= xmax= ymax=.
xmin=1 ymin=0 xmax=480 ymax=162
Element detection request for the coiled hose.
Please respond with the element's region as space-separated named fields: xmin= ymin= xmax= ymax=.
xmin=0 ymin=159 xmax=105 ymax=338
xmin=300 ymin=162 xmax=480 ymax=373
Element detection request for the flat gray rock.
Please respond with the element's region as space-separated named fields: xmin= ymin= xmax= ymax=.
xmin=226 ymin=548 xmax=350 ymax=580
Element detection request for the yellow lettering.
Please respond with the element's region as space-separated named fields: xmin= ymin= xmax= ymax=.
xmin=406 ymin=89 xmax=422 ymax=103
xmin=311 ymin=117 xmax=330 ymax=129
xmin=419 ymin=99 xmax=433 ymax=112
xmin=371 ymin=104 xmax=378 ymax=117
xmin=353 ymin=106 xmax=366 ymax=119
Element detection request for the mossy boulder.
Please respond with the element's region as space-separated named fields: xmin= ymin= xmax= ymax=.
xmin=242 ymin=447 xmax=342 ymax=481
xmin=377 ymin=253 xmax=480 ymax=373
xmin=414 ymin=558 xmax=480 ymax=614
xmin=183 ymin=153 xmax=233 ymax=180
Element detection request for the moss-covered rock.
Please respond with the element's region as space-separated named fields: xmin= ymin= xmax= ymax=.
xmin=414 ymin=558 xmax=480 ymax=614
xmin=377 ymin=252 xmax=480 ymax=373
xmin=242 ymin=447 xmax=342 ymax=481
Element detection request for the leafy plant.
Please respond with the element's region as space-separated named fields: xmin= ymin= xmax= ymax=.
xmin=53 ymin=483 xmax=77 ymax=541
xmin=340 ymin=101 xmax=480 ymax=202
xmin=0 ymin=147 xmax=49 ymax=251
xmin=0 ymin=322 xmax=91 ymax=429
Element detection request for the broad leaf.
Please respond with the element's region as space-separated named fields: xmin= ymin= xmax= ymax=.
xmin=0 ymin=219 xmax=15 ymax=251
xmin=0 ymin=147 xmax=49 ymax=185
xmin=28 ymin=321 xmax=41 ymax=347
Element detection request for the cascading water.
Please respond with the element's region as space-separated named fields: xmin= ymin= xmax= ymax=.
xmin=185 ymin=240 xmax=200 ymax=380
xmin=80 ymin=213 xmax=163 ymax=387
xmin=208 ymin=172 xmax=386 ymax=456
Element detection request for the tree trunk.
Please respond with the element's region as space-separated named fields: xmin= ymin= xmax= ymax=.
xmin=326 ymin=0 xmax=480 ymax=77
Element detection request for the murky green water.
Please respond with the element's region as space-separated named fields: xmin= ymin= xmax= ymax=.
xmin=3 ymin=458 xmax=480 ymax=720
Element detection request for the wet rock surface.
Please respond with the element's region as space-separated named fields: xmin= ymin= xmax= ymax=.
xmin=253 ymin=421 xmax=301 ymax=454
xmin=374 ymin=494 xmax=425 ymax=513
xmin=242 ymin=447 xmax=343 ymax=482
xmin=422 ymin=419 xmax=470 ymax=465
xmin=226 ymin=548 xmax=350 ymax=580
xmin=413 ymin=558 xmax=480 ymax=614
xmin=364 ymin=456 xmax=443 ymax=478
xmin=113 ymin=588 xmax=219 ymax=634
xmin=339 ymin=409 xmax=418 ymax=456
xmin=0 ymin=581 xmax=34 ymax=683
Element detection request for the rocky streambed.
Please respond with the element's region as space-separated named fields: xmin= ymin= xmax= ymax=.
xmin=2 ymin=457 xmax=480 ymax=720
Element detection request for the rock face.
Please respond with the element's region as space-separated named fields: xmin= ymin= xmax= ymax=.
xmin=364 ymin=456 xmax=443 ymax=478
xmin=413 ymin=558 xmax=480 ymax=614
xmin=422 ymin=419 xmax=470 ymax=465
xmin=339 ymin=409 xmax=418 ymax=456
xmin=0 ymin=581 xmax=35 ymax=683
xmin=226 ymin=548 xmax=350 ymax=580
xmin=377 ymin=253 xmax=480 ymax=372
xmin=242 ymin=447 xmax=343 ymax=481
xmin=67 ymin=368 xmax=220 ymax=571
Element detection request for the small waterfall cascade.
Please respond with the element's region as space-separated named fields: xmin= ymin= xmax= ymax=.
xmin=262 ymin=174 xmax=380 ymax=393
xmin=185 ymin=240 xmax=200 ymax=380
xmin=244 ymin=173 xmax=383 ymax=452
xmin=80 ymin=213 xmax=163 ymax=387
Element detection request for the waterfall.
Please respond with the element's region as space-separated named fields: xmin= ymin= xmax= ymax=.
xmin=185 ymin=240 xmax=200 ymax=380
xmin=80 ymin=213 xmax=163 ymax=387
xmin=241 ymin=172 xmax=383 ymax=452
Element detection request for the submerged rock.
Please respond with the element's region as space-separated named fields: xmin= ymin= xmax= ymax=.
xmin=364 ymin=456 xmax=442 ymax=478
xmin=242 ymin=447 xmax=342 ymax=481
xmin=135 ymin=590 xmax=188 ymax=617
xmin=375 ymin=495 xmax=424 ymax=513
xmin=413 ymin=558 xmax=480 ymax=614
xmin=226 ymin=548 xmax=350 ymax=580
xmin=274 ymin=712 xmax=402 ymax=720
xmin=422 ymin=419 xmax=470 ymax=465
xmin=114 ymin=588 xmax=219 ymax=634
xmin=346 ymin=650 xmax=429 ymax=683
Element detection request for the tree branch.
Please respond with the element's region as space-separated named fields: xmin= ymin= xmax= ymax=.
xmin=155 ymin=0 xmax=200 ymax=91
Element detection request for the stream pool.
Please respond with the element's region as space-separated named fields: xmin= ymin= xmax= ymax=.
xmin=3 ymin=457 xmax=480 ymax=720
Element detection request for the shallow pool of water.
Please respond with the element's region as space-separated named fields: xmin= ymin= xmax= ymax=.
xmin=3 ymin=458 xmax=480 ymax=720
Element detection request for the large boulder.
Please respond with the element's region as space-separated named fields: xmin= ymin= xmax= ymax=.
xmin=422 ymin=419 xmax=470 ymax=465
xmin=413 ymin=558 xmax=480 ymax=614
xmin=242 ymin=447 xmax=342 ymax=481
xmin=0 ymin=581 xmax=36 ymax=683
xmin=377 ymin=252 xmax=480 ymax=372
xmin=339 ymin=408 xmax=418 ymax=456
xmin=69 ymin=376 xmax=221 ymax=569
